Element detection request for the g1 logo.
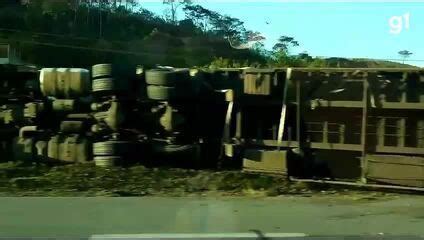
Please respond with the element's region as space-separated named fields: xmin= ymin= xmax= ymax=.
xmin=389 ymin=13 xmax=410 ymax=34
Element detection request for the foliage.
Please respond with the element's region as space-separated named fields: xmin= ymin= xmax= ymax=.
xmin=0 ymin=0 xmax=265 ymax=68
xmin=0 ymin=162 xmax=295 ymax=196
xmin=398 ymin=50 xmax=413 ymax=58
xmin=307 ymin=58 xmax=328 ymax=68
xmin=183 ymin=4 xmax=218 ymax=32
xmin=267 ymin=35 xmax=302 ymax=67
xmin=250 ymin=42 xmax=271 ymax=58
xmin=213 ymin=15 xmax=246 ymax=41
xmin=272 ymin=35 xmax=299 ymax=53
xmin=182 ymin=4 xmax=248 ymax=44
xmin=271 ymin=51 xmax=304 ymax=67
xmin=208 ymin=57 xmax=231 ymax=68
xmin=208 ymin=57 xmax=260 ymax=69
xmin=163 ymin=0 xmax=192 ymax=24
xmin=0 ymin=2 xmax=408 ymax=69
xmin=398 ymin=50 xmax=413 ymax=63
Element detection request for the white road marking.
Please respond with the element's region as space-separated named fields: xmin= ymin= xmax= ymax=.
xmin=90 ymin=232 xmax=308 ymax=239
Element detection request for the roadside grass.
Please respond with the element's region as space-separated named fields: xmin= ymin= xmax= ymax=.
xmin=0 ymin=162 xmax=394 ymax=197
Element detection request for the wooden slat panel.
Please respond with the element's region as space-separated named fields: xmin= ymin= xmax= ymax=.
xmin=375 ymin=146 xmax=424 ymax=155
xmin=322 ymin=121 xmax=328 ymax=143
xmin=243 ymin=72 xmax=272 ymax=95
xmin=379 ymin=102 xmax=424 ymax=109
xmin=376 ymin=117 xmax=385 ymax=146
xmin=243 ymin=140 xmax=424 ymax=153
xmin=397 ymin=118 xmax=406 ymax=147
xmin=235 ymin=108 xmax=242 ymax=139
xmin=339 ymin=124 xmax=345 ymax=144
xmin=288 ymin=67 xmax=423 ymax=73
xmin=366 ymin=154 xmax=424 ymax=188
xmin=243 ymin=149 xmax=287 ymax=175
xmin=309 ymin=100 xmax=364 ymax=108
xmin=244 ymin=139 xmax=362 ymax=151
xmin=360 ymin=76 xmax=370 ymax=182
xmin=244 ymin=139 xmax=299 ymax=148
xmin=310 ymin=142 xmax=363 ymax=151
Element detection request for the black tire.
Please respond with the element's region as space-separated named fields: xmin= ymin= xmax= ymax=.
xmin=146 ymin=85 xmax=176 ymax=100
xmin=151 ymin=143 xmax=201 ymax=168
xmin=152 ymin=143 xmax=198 ymax=154
xmin=145 ymin=69 xmax=190 ymax=86
xmin=92 ymin=78 xmax=115 ymax=92
xmin=94 ymin=156 xmax=121 ymax=167
xmin=147 ymin=85 xmax=194 ymax=100
xmin=93 ymin=141 xmax=131 ymax=156
xmin=92 ymin=64 xmax=113 ymax=79
xmin=92 ymin=78 xmax=130 ymax=93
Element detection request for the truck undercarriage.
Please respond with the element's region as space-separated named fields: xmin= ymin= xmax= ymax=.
xmin=2 ymin=62 xmax=424 ymax=191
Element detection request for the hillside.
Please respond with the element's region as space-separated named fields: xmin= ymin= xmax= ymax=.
xmin=0 ymin=1 xmax=266 ymax=68
xmin=0 ymin=2 xmax=419 ymax=69
xmin=324 ymin=57 xmax=417 ymax=68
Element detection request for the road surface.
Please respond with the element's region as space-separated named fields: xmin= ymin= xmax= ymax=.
xmin=0 ymin=195 xmax=424 ymax=237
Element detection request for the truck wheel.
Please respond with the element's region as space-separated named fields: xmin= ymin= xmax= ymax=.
xmin=152 ymin=143 xmax=198 ymax=154
xmin=92 ymin=78 xmax=115 ymax=92
xmin=93 ymin=141 xmax=131 ymax=156
xmin=145 ymin=69 xmax=190 ymax=86
xmin=146 ymin=85 xmax=176 ymax=100
xmin=92 ymin=78 xmax=130 ymax=93
xmin=152 ymin=143 xmax=201 ymax=168
xmin=92 ymin=64 xmax=113 ymax=79
xmin=147 ymin=85 xmax=193 ymax=100
xmin=94 ymin=156 xmax=121 ymax=167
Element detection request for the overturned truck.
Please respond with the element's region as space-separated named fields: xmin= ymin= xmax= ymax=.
xmin=2 ymin=63 xmax=424 ymax=189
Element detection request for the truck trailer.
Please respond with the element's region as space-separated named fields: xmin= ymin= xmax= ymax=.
xmin=2 ymin=61 xmax=424 ymax=190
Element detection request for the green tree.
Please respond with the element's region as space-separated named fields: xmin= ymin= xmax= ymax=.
xmin=269 ymin=35 xmax=300 ymax=66
xmin=398 ymin=50 xmax=413 ymax=64
xmin=0 ymin=0 xmax=267 ymax=67
xmin=163 ymin=0 xmax=192 ymax=24
xmin=183 ymin=4 xmax=217 ymax=32
xmin=272 ymin=35 xmax=299 ymax=53
xmin=307 ymin=58 xmax=328 ymax=68
xmin=213 ymin=15 xmax=245 ymax=40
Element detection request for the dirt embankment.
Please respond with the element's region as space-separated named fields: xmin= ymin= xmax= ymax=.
xmin=0 ymin=162 xmax=396 ymax=197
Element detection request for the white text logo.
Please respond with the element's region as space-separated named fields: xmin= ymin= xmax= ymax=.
xmin=389 ymin=13 xmax=410 ymax=34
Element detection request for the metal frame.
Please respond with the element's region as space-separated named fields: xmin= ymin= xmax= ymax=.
xmin=229 ymin=67 xmax=424 ymax=189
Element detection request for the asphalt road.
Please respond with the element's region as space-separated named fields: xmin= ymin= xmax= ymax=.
xmin=1 ymin=195 xmax=424 ymax=238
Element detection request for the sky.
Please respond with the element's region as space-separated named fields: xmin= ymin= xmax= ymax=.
xmin=140 ymin=1 xmax=424 ymax=66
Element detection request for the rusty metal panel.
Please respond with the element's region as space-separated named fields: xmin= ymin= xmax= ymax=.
xmin=243 ymin=72 xmax=272 ymax=95
xmin=242 ymin=69 xmax=285 ymax=96
xmin=243 ymin=149 xmax=287 ymax=175
xmin=366 ymin=154 xmax=424 ymax=187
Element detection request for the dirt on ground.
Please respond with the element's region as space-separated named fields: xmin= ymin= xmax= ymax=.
xmin=0 ymin=161 xmax=400 ymax=197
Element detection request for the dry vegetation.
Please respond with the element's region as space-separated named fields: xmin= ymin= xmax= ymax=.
xmin=0 ymin=162 xmax=397 ymax=197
